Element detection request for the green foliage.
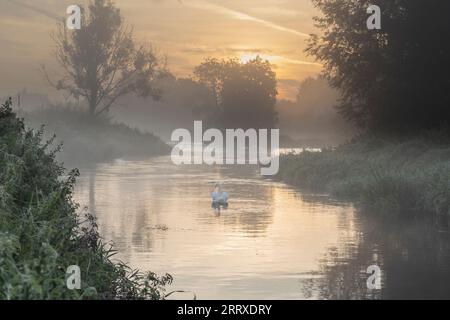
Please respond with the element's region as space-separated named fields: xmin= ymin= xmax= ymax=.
xmin=276 ymin=135 xmax=450 ymax=218
xmin=0 ymin=99 xmax=171 ymax=299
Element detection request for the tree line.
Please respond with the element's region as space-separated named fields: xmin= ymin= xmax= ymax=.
xmin=47 ymin=0 xmax=450 ymax=134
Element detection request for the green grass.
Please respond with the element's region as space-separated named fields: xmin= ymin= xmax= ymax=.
xmin=0 ymin=99 xmax=172 ymax=299
xmin=276 ymin=133 xmax=450 ymax=218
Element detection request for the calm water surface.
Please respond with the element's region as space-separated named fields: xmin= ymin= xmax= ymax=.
xmin=74 ymin=156 xmax=450 ymax=299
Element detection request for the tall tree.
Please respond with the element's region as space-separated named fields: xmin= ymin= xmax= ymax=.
xmin=45 ymin=0 xmax=166 ymax=116
xmin=307 ymin=0 xmax=450 ymax=132
xmin=193 ymin=57 xmax=278 ymax=129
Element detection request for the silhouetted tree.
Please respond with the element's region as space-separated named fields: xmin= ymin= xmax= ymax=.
xmin=307 ymin=0 xmax=450 ymax=132
xmin=45 ymin=0 xmax=166 ymax=116
xmin=193 ymin=57 xmax=278 ymax=129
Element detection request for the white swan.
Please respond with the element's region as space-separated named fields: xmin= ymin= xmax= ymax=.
xmin=211 ymin=183 xmax=228 ymax=205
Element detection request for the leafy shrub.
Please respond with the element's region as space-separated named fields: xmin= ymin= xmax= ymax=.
xmin=0 ymin=98 xmax=171 ymax=299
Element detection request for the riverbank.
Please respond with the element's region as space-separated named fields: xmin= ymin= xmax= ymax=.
xmin=0 ymin=99 xmax=171 ymax=299
xmin=276 ymin=133 xmax=450 ymax=219
xmin=23 ymin=106 xmax=170 ymax=165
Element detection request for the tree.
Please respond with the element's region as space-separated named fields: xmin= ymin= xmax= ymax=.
xmin=45 ymin=0 xmax=167 ymax=116
xmin=193 ymin=57 xmax=278 ymax=129
xmin=307 ymin=0 xmax=450 ymax=132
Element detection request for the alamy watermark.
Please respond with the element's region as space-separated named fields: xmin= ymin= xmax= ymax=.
xmin=367 ymin=5 xmax=382 ymax=30
xmin=66 ymin=265 xmax=81 ymax=290
xmin=171 ymin=121 xmax=279 ymax=176
xmin=66 ymin=5 xmax=81 ymax=30
xmin=366 ymin=265 xmax=382 ymax=290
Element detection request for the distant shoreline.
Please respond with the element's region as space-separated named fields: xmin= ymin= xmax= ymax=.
xmin=23 ymin=106 xmax=171 ymax=167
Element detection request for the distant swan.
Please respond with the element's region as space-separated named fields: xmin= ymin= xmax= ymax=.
xmin=211 ymin=183 xmax=228 ymax=209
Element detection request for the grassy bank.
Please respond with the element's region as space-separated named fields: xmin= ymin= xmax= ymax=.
xmin=0 ymin=99 xmax=171 ymax=299
xmin=276 ymin=133 xmax=450 ymax=218
xmin=23 ymin=106 xmax=170 ymax=165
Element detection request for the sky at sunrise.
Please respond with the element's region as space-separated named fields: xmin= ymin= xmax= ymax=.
xmin=0 ymin=0 xmax=323 ymax=101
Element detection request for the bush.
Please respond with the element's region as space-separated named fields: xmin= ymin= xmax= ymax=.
xmin=0 ymin=98 xmax=171 ymax=299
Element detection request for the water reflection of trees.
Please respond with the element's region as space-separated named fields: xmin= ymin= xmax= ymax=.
xmin=84 ymin=167 xmax=159 ymax=256
xmin=131 ymin=205 xmax=155 ymax=253
xmin=301 ymin=212 xmax=450 ymax=299
xmin=221 ymin=183 xmax=274 ymax=236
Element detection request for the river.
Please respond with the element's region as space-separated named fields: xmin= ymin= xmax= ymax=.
xmin=73 ymin=156 xmax=450 ymax=299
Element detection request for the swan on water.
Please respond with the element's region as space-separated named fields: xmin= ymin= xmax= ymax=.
xmin=211 ymin=183 xmax=228 ymax=209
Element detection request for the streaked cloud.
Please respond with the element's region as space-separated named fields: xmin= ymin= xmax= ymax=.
xmin=5 ymin=0 xmax=63 ymax=21
xmin=250 ymin=6 xmax=303 ymax=17
xmin=238 ymin=53 xmax=322 ymax=67
xmin=183 ymin=0 xmax=311 ymax=38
